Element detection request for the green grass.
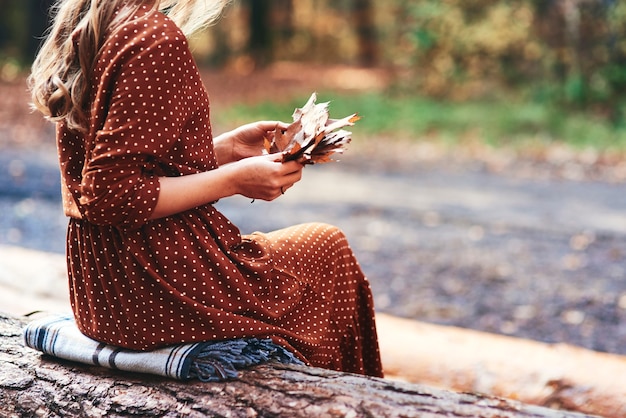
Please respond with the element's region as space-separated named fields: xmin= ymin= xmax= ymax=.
xmin=213 ymin=92 xmax=626 ymax=153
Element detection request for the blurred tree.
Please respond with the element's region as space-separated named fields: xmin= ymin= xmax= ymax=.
xmin=0 ymin=0 xmax=51 ymax=65
xmin=271 ymin=0 xmax=295 ymax=60
xmin=0 ymin=1 xmax=26 ymax=63
xmin=246 ymin=0 xmax=271 ymax=66
xmin=0 ymin=0 xmax=624 ymax=124
xmin=351 ymin=0 xmax=378 ymax=66
xmin=396 ymin=0 xmax=537 ymax=98
xmin=241 ymin=0 xmax=295 ymax=67
xmin=383 ymin=0 xmax=625 ymax=124
xmin=27 ymin=0 xmax=54 ymax=60
xmin=531 ymin=0 xmax=626 ymax=122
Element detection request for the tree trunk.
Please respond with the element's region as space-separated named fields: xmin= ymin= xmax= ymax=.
xmin=246 ymin=0 xmax=272 ymax=67
xmin=1 ymin=312 xmax=588 ymax=418
xmin=351 ymin=0 xmax=378 ymax=67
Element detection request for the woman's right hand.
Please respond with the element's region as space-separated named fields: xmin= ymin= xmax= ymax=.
xmin=152 ymin=153 xmax=303 ymax=220
xmin=231 ymin=153 xmax=304 ymax=201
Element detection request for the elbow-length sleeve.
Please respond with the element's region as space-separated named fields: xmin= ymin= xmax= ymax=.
xmin=78 ymin=18 xmax=197 ymax=229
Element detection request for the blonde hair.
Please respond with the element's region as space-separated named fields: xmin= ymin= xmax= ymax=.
xmin=29 ymin=0 xmax=229 ymax=132
xmin=159 ymin=0 xmax=229 ymax=36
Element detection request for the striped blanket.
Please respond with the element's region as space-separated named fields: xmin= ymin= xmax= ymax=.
xmin=22 ymin=314 xmax=303 ymax=381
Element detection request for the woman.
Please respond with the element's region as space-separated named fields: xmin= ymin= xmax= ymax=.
xmin=29 ymin=0 xmax=383 ymax=377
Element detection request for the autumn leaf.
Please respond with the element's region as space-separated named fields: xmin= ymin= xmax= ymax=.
xmin=264 ymin=92 xmax=359 ymax=164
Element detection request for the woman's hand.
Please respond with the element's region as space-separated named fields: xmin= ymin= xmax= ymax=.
xmin=214 ymin=120 xmax=289 ymax=165
xmin=151 ymin=152 xmax=303 ymax=220
xmin=231 ymin=153 xmax=303 ymax=201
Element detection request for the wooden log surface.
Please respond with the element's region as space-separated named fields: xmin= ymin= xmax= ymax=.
xmin=0 ymin=313 xmax=593 ymax=418
xmin=377 ymin=314 xmax=626 ymax=417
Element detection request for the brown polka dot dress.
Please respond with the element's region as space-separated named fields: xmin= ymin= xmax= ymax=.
xmin=57 ymin=6 xmax=383 ymax=377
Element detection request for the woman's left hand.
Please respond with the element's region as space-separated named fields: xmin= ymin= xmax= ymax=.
xmin=224 ymin=120 xmax=289 ymax=163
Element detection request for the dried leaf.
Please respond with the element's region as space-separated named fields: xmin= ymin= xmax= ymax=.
xmin=263 ymin=136 xmax=273 ymax=154
xmin=324 ymin=113 xmax=360 ymax=133
xmin=268 ymin=92 xmax=358 ymax=164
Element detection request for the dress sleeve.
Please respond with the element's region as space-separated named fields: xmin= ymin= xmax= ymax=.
xmin=78 ymin=16 xmax=195 ymax=229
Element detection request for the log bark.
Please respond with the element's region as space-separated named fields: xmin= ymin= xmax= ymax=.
xmin=1 ymin=313 xmax=591 ymax=418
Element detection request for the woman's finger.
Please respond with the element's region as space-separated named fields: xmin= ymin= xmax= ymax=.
xmin=257 ymin=120 xmax=289 ymax=132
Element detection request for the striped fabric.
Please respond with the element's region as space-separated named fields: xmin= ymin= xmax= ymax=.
xmin=22 ymin=314 xmax=302 ymax=381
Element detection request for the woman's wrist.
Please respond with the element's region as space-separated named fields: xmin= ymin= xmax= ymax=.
xmin=212 ymin=132 xmax=235 ymax=165
xmin=150 ymin=165 xmax=239 ymax=220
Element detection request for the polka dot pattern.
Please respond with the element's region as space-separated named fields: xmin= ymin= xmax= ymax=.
xmin=57 ymin=6 xmax=382 ymax=378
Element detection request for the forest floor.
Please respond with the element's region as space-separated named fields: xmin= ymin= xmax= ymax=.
xmin=1 ymin=64 xmax=626 ymax=356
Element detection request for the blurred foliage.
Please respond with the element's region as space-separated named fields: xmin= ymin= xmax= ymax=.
xmin=388 ymin=0 xmax=626 ymax=124
xmin=2 ymin=0 xmax=626 ymax=127
xmin=215 ymin=92 xmax=626 ymax=152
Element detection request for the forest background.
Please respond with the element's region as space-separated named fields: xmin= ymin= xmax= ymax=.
xmin=1 ymin=0 xmax=626 ymax=155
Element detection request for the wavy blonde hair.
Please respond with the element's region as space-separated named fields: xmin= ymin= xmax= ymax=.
xmin=29 ymin=0 xmax=229 ymax=132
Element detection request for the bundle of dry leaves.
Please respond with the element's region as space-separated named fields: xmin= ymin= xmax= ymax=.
xmin=264 ymin=92 xmax=360 ymax=164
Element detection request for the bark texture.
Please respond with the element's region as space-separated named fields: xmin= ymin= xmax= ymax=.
xmin=0 ymin=313 xmax=593 ymax=418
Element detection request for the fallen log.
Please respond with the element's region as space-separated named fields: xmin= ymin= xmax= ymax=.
xmin=1 ymin=313 xmax=591 ymax=418
xmin=377 ymin=314 xmax=626 ymax=418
